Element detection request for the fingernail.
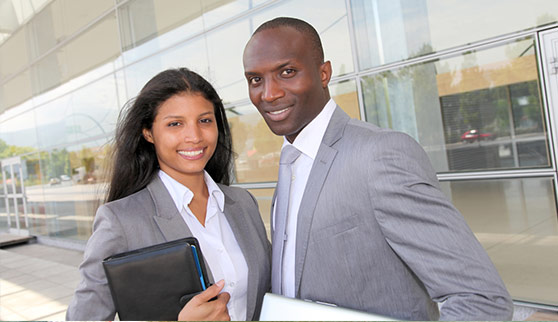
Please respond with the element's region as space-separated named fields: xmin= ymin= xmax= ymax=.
xmin=216 ymin=279 xmax=225 ymax=287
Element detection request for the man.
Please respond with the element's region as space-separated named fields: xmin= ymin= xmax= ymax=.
xmin=243 ymin=17 xmax=513 ymax=321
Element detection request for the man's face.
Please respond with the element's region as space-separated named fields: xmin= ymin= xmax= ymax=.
xmin=243 ymin=27 xmax=331 ymax=143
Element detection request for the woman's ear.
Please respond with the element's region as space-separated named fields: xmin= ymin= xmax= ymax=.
xmin=142 ymin=128 xmax=154 ymax=143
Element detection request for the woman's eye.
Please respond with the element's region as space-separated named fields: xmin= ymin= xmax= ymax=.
xmin=200 ymin=118 xmax=213 ymax=124
xmin=167 ymin=121 xmax=181 ymax=127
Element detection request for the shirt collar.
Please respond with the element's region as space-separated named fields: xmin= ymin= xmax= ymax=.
xmin=157 ymin=170 xmax=225 ymax=213
xmin=283 ymin=98 xmax=337 ymax=159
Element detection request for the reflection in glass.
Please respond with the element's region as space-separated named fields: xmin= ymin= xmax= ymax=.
xmin=201 ymin=0 xmax=250 ymax=29
xmin=34 ymin=95 xmax=76 ymax=149
xmin=25 ymin=140 xmax=110 ymax=240
xmin=206 ymin=20 xmax=251 ymax=104
xmin=28 ymin=0 xmax=114 ymax=60
xmin=440 ymin=177 xmax=558 ymax=306
xmin=69 ymin=75 xmax=120 ymax=141
xmin=330 ymin=80 xmax=360 ymax=120
xmin=0 ymin=197 xmax=6 ymax=232
xmin=350 ymin=0 xmax=558 ymax=69
xmin=124 ymin=36 xmax=209 ymax=98
xmin=29 ymin=12 xmax=120 ymax=97
xmin=0 ymin=27 xmax=30 ymax=80
xmin=228 ymin=104 xmax=282 ymax=184
xmin=0 ymin=109 xmax=38 ymax=152
xmin=118 ymin=0 xmax=203 ymax=54
xmin=3 ymin=70 xmax=33 ymax=109
xmin=247 ymin=187 xmax=274 ymax=238
xmin=361 ymin=37 xmax=549 ymax=172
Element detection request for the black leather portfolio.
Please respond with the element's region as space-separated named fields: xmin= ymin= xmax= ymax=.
xmin=102 ymin=237 xmax=211 ymax=321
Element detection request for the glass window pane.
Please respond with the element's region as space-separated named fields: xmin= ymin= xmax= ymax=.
xmin=228 ymin=104 xmax=282 ymax=184
xmin=2 ymin=70 xmax=33 ymax=109
xmin=34 ymin=74 xmax=118 ymax=149
xmin=351 ymin=0 xmax=558 ymax=69
xmin=62 ymin=13 xmax=119 ymax=82
xmin=206 ymin=20 xmax=251 ymax=104
xmin=251 ymin=0 xmax=354 ymax=77
xmin=28 ymin=139 xmax=109 ymax=241
xmin=201 ymin=0 xmax=250 ymax=29
xmin=35 ymin=95 xmax=75 ymax=149
xmin=123 ymin=36 xmax=209 ymax=98
xmin=0 ymin=108 xmax=38 ymax=152
xmin=118 ymin=0 xmax=204 ymax=63
xmin=69 ymin=75 xmax=120 ymax=141
xmin=0 ymin=27 xmax=30 ymax=80
xmin=30 ymin=13 xmax=120 ymax=96
xmin=28 ymin=0 xmax=114 ymax=60
xmin=246 ymin=187 xmax=273 ymax=237
xmin=331 ymin=79 xmax=360 ymax=120
xmin=56 ymin=0 xmax=114 ymax=40
xmin=361 ymin=37 xmax=550 ymax=172
xmin=440 ymin=177 xmax=558 ymax=306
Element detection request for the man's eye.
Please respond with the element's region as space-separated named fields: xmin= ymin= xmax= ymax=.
xmin=249 ymin=77 xmax=261 ymax=85
xmin=281 ymin=69 xmax=295 ymax=77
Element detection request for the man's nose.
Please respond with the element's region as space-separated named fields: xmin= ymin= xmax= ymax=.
xmin=262 ymin=79 xmax=284 ymax=102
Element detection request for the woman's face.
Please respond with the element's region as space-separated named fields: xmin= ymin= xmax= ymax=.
xmin=143 ymin=92 xmax=218 ymax=184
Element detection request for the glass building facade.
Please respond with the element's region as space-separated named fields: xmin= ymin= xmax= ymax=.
xmin=1 ymin=0 xmax=557 ymax=308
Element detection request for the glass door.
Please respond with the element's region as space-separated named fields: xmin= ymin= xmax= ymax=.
xmin=540 ymin=27 xmax=558 ymax=171
xmin=0 ymin=156 xmax=29 ymax=235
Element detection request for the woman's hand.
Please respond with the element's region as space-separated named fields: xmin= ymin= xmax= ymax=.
xmin=177 ymin=280 xmax=230 ymax=321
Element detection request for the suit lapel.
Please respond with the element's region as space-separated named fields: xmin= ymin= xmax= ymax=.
xmin=147 ymin=176 xmax=194 ymax=241
xmin=221 ymin=187 xmax=259 ymax=320
xmin=294 ymin=106 xmax=350 ymax=295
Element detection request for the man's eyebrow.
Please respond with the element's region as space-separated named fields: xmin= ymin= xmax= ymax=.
xmin=244 ymin=61 xmax=292 ymax=75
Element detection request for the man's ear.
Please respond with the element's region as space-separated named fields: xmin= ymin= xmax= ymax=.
xmin=320 ymin=60 xmax=332 ymax=88
xmin=142 ymin=128 xmax=154 ymax=143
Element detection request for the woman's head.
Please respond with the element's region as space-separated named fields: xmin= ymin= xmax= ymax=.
xmin=107 ymin=68 xmax=233 ymax=202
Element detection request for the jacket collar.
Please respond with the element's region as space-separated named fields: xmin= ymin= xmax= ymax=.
xmin=294 ymin=106 xmax=350 ymax=295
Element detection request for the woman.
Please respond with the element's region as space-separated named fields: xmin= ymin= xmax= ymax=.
xmin=66 ymin=68 xmax=271 ymax=321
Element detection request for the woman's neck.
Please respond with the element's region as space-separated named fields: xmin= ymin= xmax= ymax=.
xmin=172 ymin=171 xmax=209 ymax=226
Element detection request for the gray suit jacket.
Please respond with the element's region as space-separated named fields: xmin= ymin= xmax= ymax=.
xmin=273 ymin=106 xmax=512 ymax=320
xmin=66 ymin=176 xmax=271 ymax=321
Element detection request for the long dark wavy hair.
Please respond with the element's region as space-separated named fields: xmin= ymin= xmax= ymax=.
xmin=106 ymin=68 xmax=233 ymax=202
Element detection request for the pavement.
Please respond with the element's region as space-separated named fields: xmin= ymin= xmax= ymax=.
xmin=1 ymin=236 xmax=558 ymax=321
xmin=0 ymin=239 xmax=83 ymax=321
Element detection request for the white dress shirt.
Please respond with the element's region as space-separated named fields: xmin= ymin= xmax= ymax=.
xmin=274 ymin=98 xmax=337 ymax=298
xmin=158 ymin=170 xmax=248 ymax=321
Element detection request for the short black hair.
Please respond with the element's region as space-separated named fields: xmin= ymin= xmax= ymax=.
xmin=253 ymin=17 xmax=324 ymax=64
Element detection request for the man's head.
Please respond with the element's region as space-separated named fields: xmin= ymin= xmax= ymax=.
xmin=243 ymin=17 xmax=332 ymax=143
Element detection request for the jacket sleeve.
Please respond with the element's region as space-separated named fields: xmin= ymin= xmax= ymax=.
xmin=65 ymin=204 xmax=128 ymax=321
xmin=368 ymin=132 xmax=513 ymax=321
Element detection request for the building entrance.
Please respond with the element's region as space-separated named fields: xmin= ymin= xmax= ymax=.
xmin=0 ymin=156 xmax=29 ymax=236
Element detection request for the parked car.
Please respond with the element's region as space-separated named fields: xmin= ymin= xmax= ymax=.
xmin=461 ymin=129 xmax=493 ymax=143
xmin=49 ymin=177 xmax=61 ymax=185
xmin=60 ymin=174 xmax=71 ymax=181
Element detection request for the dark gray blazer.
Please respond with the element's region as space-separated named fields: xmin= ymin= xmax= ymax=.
xmin=66 ymin=176 xmax=271 ymax=321
xmin=274 ymin=106 xmax=513 ymax=320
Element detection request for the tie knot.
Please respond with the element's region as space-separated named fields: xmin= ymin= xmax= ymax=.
xmin=280 ymin=145 xmax=301 ymax=165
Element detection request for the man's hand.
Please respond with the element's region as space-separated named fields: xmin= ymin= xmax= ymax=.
xmin=177 ymin=280 xmax=230 ymax=321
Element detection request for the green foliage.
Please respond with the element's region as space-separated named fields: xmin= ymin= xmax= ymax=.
xmin=0 ymin=139 xmax=36 ymax=159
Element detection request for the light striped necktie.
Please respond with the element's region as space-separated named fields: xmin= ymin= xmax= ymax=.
xmin=271 ymin=145 xmax=301 ymax=294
